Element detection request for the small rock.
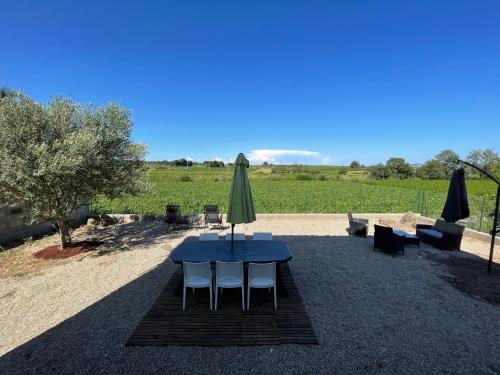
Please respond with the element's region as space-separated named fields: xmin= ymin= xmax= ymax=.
xmin=400 ymin=212 xmax=417 ymax=226
xmin=87 ymin=218 xmax=98 ymax=226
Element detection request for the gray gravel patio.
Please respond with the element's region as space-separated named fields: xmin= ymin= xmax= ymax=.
xmin=1 ymin=215 xmax=500 ymax=374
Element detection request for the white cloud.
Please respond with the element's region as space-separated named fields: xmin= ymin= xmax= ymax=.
xmin=248 ymin=149 xmax=331 ymax=165
xmin=185 ymin=156 xmax=193 ymax=161
xmin=320 ymin=156 xmax=332 ymax=165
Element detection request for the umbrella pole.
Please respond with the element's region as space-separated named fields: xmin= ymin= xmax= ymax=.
xmin=487 ymin=186 xmax=499 ymax=273
xmin=458 ymin=159 xmax=500 ymax=273
xmin=231 ymin=223 xmax=235 ymax=251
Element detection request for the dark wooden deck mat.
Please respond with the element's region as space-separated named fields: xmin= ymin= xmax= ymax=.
xmin=127 ymin=264 xmax=318 ymax=346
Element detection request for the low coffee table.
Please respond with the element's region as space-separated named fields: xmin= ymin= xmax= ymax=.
xmin=393 ymin=230 xmax=420 ymax=248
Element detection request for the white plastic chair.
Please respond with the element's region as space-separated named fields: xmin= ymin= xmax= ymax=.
xmin=215 ymin=261 xmax=245 ymax=310
xmin=247 ymin=262 xmax=277 ymax=310
xmin=199 ymin=232 xmax=219 ymax=241
xmin=253 ymin=232 xmax=272 ymax=241
xmin=225 ymin=233 xmax=245 ymax=241
xmin=182 ymin=261 xmax=213 ymax=310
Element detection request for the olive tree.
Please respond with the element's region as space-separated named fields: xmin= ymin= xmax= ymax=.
xmin=0 ymin=93 xmax=148 ymax=249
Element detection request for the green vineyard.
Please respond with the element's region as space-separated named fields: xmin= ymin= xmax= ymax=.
xmin=92 ymin=166 xmax=497 ymax=233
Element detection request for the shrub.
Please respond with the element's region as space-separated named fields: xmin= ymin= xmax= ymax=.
xmin=179 ymin=175 xmax=193 ymax=182
xmin=318 ymin=174 xmax=327 ymax=181
xmin=296 ymin=174 xmax=314 ymax=181
xmin=369 ymin=164 xmax=390 ymax=179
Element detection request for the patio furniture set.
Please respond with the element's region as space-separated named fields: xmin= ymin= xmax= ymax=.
xmin=169 ymin=232 xmax=292 ymax=311
xmin=347 ymin=212 xmax=465 ymax=256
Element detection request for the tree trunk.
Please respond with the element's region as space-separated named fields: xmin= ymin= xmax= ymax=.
xmin=57 ymin=220 xmax=72 ymax=249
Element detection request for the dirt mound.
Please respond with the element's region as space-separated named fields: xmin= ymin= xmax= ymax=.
xmin=33 ymin=241 xmax=103 ymax=260
xmin=378 ymin=212 xmax=418 ymax=231
xmin=378 ymin=218 xmax=400 ymax=228
xmin=400 ymin=212 xmax=417 ymax=226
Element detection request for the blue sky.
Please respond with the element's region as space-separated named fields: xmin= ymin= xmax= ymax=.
xmin=2 ymin=0 xmax=499 ymax=165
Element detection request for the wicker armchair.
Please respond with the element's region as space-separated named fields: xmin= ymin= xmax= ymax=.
xmin=373 ymin=224 xmax=406 ymax=256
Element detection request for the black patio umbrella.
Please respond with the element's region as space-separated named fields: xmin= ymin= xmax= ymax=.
xmin=441 ymin=168 xmax=470 ymax=223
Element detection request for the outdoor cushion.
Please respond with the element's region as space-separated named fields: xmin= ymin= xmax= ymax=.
xmin=434 ymin=220 xmax=465 ymax=235
xmin=418 ymin=228 xmax=443 ymax=239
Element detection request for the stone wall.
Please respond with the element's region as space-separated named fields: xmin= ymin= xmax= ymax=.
xmin=0 ymin=206 xmax=89 ymax=245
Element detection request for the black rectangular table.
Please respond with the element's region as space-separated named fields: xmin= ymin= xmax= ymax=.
xmin=169 ymin=239 xmax=292 ymax=295
xmin=393 ymin=230 xmax=420 ymax=248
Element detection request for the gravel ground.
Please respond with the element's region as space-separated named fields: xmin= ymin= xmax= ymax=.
xmin=1 ymin=216 xmax=500 ymax=375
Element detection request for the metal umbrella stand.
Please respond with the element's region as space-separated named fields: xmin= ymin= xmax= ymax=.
xmin=457 ymin=159 xmax=499 ymax=273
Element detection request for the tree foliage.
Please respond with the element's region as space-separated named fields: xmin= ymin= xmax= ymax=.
xmin=203 ymin=160 xmax=225 ymax=168
xmin=173 ymin=158 xmax=193 ymax=167
xmin=0 ymin=87 xmax=19 ymax=99
xmin=369 ymin=158 xmax=412 ymax=179
xmin=369 ymin=163 xmax=390 ymax=179
xmin=0 ymin=93 xmax=148 ymax=249
xmin=434 ymin=149 xmax=459 ymax=178
xmin=416 ymin=159 xmax=446 ymax=179
xmin=386 ymin=157 xmax=413 ymax=179
xmin=466 ymin=149 xmax=500 ymax=178
xmin=350 ymin=160 xmax=361 ymax=168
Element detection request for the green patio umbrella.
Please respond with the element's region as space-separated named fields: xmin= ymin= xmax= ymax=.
xmin=227 ymin=153 xmax=256 ymax=249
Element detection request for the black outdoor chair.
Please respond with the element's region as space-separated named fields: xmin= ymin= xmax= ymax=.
xmin=204 ymin=205 xmax=223 ymax=228
xmin=373 ymin=224 xmax=406 ymax=257
xmin=165 ymin=205 xmax=190 ymax=230
xmin=346 ymin=212 xmax=369 ymax=237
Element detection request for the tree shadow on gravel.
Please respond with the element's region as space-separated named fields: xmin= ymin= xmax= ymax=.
xmin=1 ymin=234 xmax=500 ymax=375
xmin=83 ymin=221 xmax=192 ymax=256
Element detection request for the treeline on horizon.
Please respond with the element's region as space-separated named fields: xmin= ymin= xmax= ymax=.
xmin=148 ymin=159 xmax=228 ymax=168
xmin=366 ymin=149 xmax=499 ymax=180
xmin=147 ymin=148 xmax=499 ymax=181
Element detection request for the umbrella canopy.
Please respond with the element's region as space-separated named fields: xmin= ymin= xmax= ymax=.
xmin=227 ymin=153 xmax=256 ymax=224
xmin=227 ymin=153 xmax=256 ymax=249
xmin=441 ymin=168 xmax=470 ymax=223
